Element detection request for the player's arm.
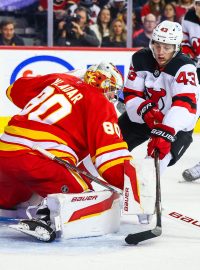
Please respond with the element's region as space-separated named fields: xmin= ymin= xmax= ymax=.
xmin=163 ymin=64 xmax=198 ymax=133
xmin=124 ymin=55 xmax=164 ymax=128
xmin=181 ymin=19 xmax=196 ymax=59
xmin=87 ymin=102 xmax=132 ymax=190
xmin=147 ymin=64 xmax=199 ymax=160
xmin=6 ymin=74 xmax=60 ymax=109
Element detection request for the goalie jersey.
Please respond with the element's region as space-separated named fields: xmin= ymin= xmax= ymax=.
xmin=123 ymin=48 xmax=200 ymax=133
xmin=0 ymin=73 xmax=131 ymax=189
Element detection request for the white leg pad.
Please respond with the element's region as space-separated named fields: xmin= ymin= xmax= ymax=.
xmin=122 ymin=159 xmax=156 ymax=215
xmin=46 ymin=190 xmax=121 ymax=239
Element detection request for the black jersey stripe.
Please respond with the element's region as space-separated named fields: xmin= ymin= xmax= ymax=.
xmin=172 ymin=95 xmax=196 ymax=109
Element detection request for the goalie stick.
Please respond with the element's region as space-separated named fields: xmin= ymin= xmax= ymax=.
xmin=32 ymin=145 xmax=123 ymax=195
xmin=125 ymin=149 xmax=162 ymax=245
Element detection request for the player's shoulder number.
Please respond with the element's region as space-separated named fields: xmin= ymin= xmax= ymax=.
xmin=176 ymin=71 xmax=196 ymax=86
xmin=103 ymin=122 xmax=121 ymax=138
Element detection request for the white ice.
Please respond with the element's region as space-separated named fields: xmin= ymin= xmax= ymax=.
xmin=0 ymin=135 xmax=200 ymax=270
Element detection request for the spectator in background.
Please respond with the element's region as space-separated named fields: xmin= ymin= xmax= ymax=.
xmin=175 ymin=0 xmax=194 ymax=22
xmin=95 ymin=0 xmax=110 ymax=8
xmin=161 ymin=3 xmax=178 ymax=22
xmin=164 ymin=0 xmax=178 ymax=3
xmin=182 ymin=0 xmax=200 ymax=82
xmin=107 ymin=0 xmax=127 ymax=20
xmin=37 ymin=0 xmax=73 ymax=21
xmin=36 ymin=1 xmax=78 ymax=44
xmin=133 ymin=0 xmax=149 ymax=9
xmin=56 ymin=6 xmax=100 ymax=47
xmin=119 ymin=8 xmax=143 ymax=39
xmin=0 ymin=20 xmax=24 ymax=46
xmin=68 ymin=0 xmax=100 ymax=24
xmin=133 ymin=13 xmax=157 ymax=48
xmin=101 ymin=18 xmax=126 ymax=47
xmin=38 ymin=0 xmax=69 ymax=11
xmin=141 ymin=0 xmax=165 ymax=23
xmin=90 ymin=6 xmax=112 ymax=45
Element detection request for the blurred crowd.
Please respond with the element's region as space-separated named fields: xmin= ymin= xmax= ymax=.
xmin=0 ymin=0 xmax=197 ymax=47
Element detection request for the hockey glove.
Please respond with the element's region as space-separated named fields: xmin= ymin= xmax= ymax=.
xmin=147 ymin=123 xmax=176 ymax=160
xmin=137 ymin=100 xmax=164 ymax=129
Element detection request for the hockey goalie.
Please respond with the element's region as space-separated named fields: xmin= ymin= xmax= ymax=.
xmin=0 ymin=62 xmax=156 ymax=242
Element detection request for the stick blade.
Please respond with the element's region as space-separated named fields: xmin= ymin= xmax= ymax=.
xmin=125 ymin=226 xmax=162 ymax=245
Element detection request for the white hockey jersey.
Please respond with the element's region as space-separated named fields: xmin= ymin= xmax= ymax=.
xmin=123 ymin=48 xmax=200 ymax=133
xmin=182 ymin=8 xmax=200 ymax=65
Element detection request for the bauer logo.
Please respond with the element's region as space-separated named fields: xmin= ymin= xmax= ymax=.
xmin=10 ymin=55 xmax=75 ymax=84
xmin=169 ymin=212 xmax=200 ymax=227
xmin=71 ymin=195 xmax=98 ymax=202
xmin=124 ymin=187 xmax=129 ymax=212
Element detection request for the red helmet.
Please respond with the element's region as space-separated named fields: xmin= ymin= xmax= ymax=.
xmin=84 ymin=62 xmax=123 ymax=100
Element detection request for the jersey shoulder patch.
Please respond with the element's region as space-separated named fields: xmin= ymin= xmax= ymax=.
xmin=164 ymin=52 xmax=195 ymax=76
xmin=132 ymin=48 xmax=156 ymax=72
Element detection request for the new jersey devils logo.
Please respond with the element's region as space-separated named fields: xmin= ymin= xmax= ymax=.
xmin=146 ymin=88 xmax=166 ymax=110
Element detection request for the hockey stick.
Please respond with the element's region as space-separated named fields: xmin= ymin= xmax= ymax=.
xmin=32 ymin=145 xmax=123 ymax=195
xmin=125 ymin=149 xmax=162 ymax=245
xmin=162 ymin=209 xmax=200 ymax=230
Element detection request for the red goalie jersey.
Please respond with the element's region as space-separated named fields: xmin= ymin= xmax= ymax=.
xmin=0 ymin=73 xmax=132 ymax=194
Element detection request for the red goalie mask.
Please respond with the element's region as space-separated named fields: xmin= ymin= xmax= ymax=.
xmin=84 ymin=62 xmax=123 ymax=100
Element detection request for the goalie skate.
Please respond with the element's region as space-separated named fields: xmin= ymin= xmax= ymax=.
xmin=182 ymin=162 xmax=200 ymax=181
xmin=9 ymin=219 xmax=56 ymax=242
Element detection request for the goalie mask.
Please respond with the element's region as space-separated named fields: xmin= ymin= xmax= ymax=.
xmin=149 ymin=20 xmax=183 ymax=58
xmin=84 ymin=62 xmax=123 ymax=101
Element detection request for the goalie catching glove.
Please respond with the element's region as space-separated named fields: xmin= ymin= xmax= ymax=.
xmin=137 ymin=100 xmax=164 ymax=129
xmin=147 ymin=123 xmax=176 ymax=160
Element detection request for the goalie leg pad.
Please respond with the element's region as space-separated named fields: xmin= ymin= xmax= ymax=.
xmin=122 ymin=159 xmax=156 ymax=216
xmin=46 ymin=190 xmax=121 ymax=239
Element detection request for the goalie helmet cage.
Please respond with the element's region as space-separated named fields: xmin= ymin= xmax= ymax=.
xmin=125 ymin=149 xmax=162 ymax=245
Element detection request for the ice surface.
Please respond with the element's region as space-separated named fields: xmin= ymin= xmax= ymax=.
xmin=0 ymin=135 xmax=200 ymax=270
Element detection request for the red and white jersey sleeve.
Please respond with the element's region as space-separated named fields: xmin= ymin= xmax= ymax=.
xmin=123 ymin=61 xmax=146 ymax=124
xmin=163 ymin=63 xmax=200 ymax=133
xmin=182 ymin=9 xmax=200 ymax=60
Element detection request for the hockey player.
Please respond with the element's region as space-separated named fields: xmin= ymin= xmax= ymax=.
xmin=0 ymin=62 xmax=133 ymax=210
xmin=181 ymin=0 xmax=200 ymax=182
xmin=182 ymin=0 xmax=200 ymax=82
xmin=0 ymin=63 xmax=156 ymax=241
xmin=118 ymin=20 xmax=200 ymax=175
